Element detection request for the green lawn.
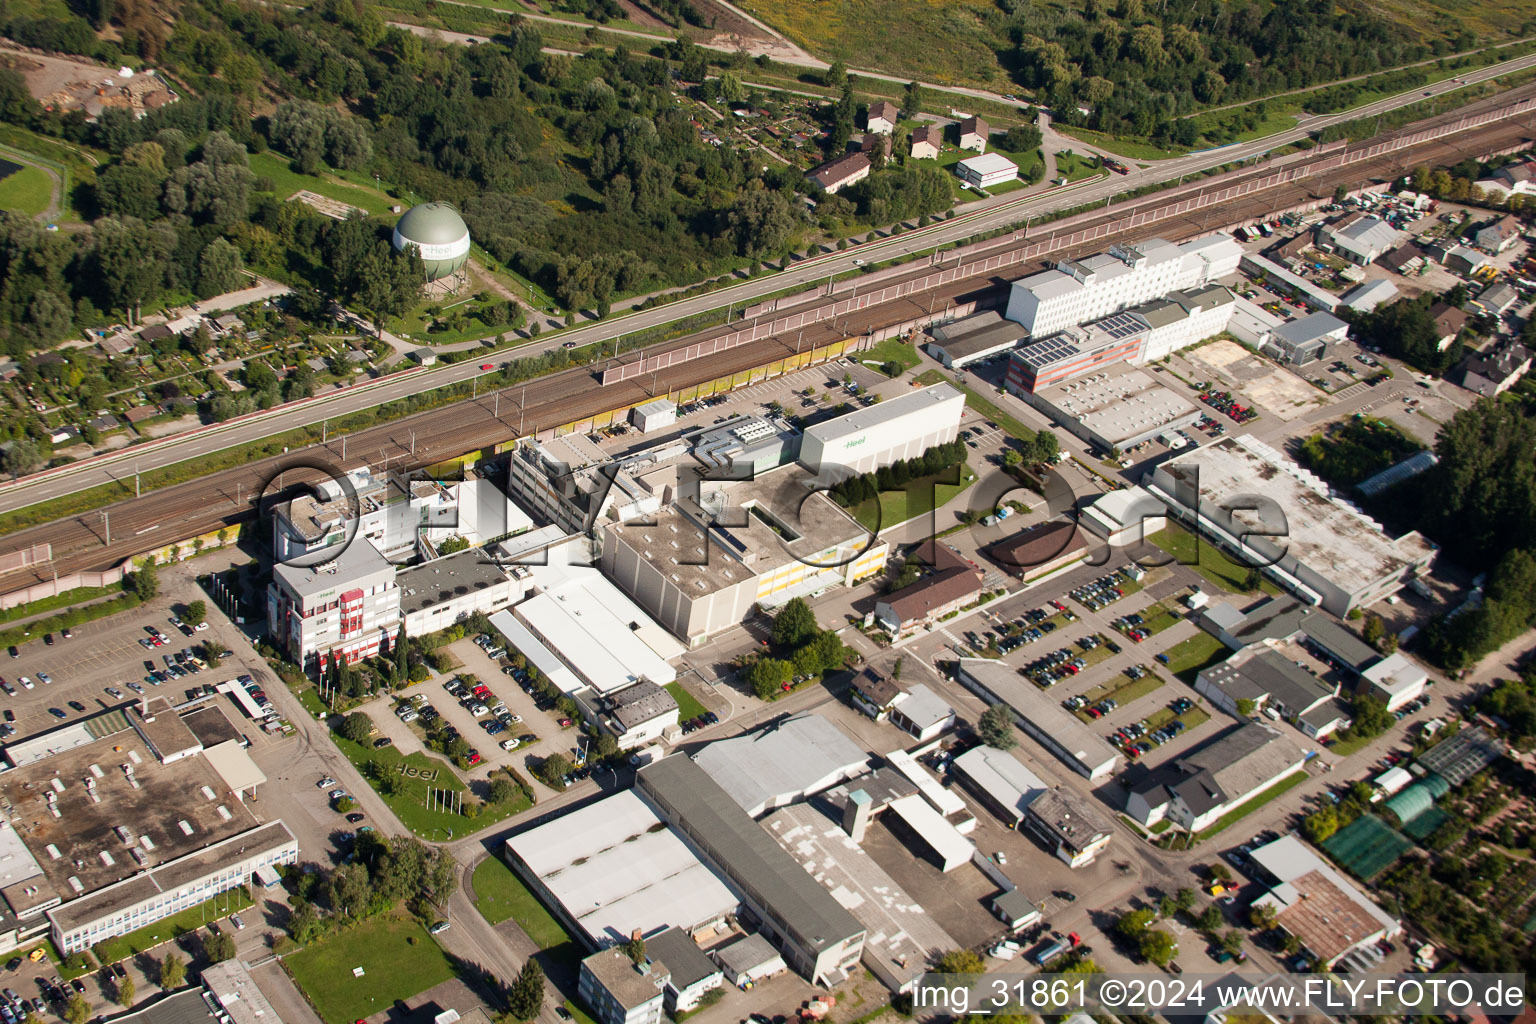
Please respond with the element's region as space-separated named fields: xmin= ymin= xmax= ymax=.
xmin=1054 ymin=125 xmax=1188 ymax=161
xmin=0 ymin=163 xmax=53 ymax=216
xmin=1160 ymin=631 xmax=1230 ymax=683
xmin=914 ymin=370 xmax=1037 ymax=443
xmin=1138 ymin=601 xmax=1182 ymax=635
xmin=286 ymin=914 xmax=457 ymax=1024
xmin=330 ymin=731 xmax=530 ymax=838
xmin=1144 ymin=703 xmax=1211 ymax=734
xmin=848 ymin=463 xmax=977 ymax=532
xmin=1196 ymin=770 xmax=1309 ymax=840
xmin=665 ymin=682 xmax=707 ymax=723
xmin=1150 ymin=524 xmax=1279 ymax=596
xmin=469 ymin=856 xmax=583 ymax=965
xmin=249 ymin=150 xmax=398 ymax=217
xmin=92 ymin=887 xmax=254 ymax=965
xmin=862 ymin=336 xmax=922 ymax=373
xmin=1054 ymin=151 xmax=1101 ymax=182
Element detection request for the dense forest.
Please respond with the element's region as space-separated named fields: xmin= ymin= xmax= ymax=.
xmin=1004 ymin=0 xmax=1519 ymax=145
xmin=0 ymin=0 xmax=956 ymax=356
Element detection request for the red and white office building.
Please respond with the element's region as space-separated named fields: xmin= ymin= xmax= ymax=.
xmin=267 ymin=539 xmax=401 ymax=675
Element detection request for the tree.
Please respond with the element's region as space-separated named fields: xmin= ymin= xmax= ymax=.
xmin=748 ymin=657 xmax=792 ymax=699
xmin=1219 ymin=930 xmax=1245 ymax=957
xmin=488 ymin=777 xmax=518 ymax=805
xmin=1302 ymin=804 xmax=1340 ymax=843
xmin=126 ymin=561 xmax=159 ymax=600
xmin=196 ymin=238 xmax=245 ymax=298
xmin=536 ymin=753 xmax=573 ymax=787
xmin=1209 ymin=863 xmax=1231 ymax=883
xmin=65 ymin=996 xmax=88 ymax=1024
xmin=1174 ymin=888 xmax=1198 ymax=912
xmin=978 ymin=704 xmax=1016 ymax=750
xmin=1236 ymin=698 xmax=1257 ymax=717
xmin=185 ymin=600 xmax=207 ymax=625
xmin=1247 ymin=903 xmax=1277 ymax=929
xmin=206 ymin=930 xmax=237 ymax=963
xmin=338 ymin=712 xmax=375 ymax=745
xmin=507 ymin=959 xmax=545 ymax=1020
xmin=1002 ymin=123 xmax=1043 ymax=153
xmin=3 ymin=439 xmax=42 ymax=478
xmin=1116 ymin=908 xmax=1156 ymax=938
xmin=116 ymin=974 xmax=136 ymax=1008
xmin=1003 ymin=449 xmax=1024 ymax=467
xmin=622 ymin=936 xmax=646 ymax=963
xmin=1139 ymin=929 xmax=1177 ymax=966
xmin=160 ymin=953 xmax=186 ymax=990
xmin=393 ymin=623 xmax=408 ymax=681
xmin=902 ymin=80 xmax=925 ymax=115
xmin=771 ymin=597 xmax=818 ymax=648
xmin=934 ymin=948 xmax=986 ymax=974
xmin=1197 ymin=905 xmax=1224 ymax=932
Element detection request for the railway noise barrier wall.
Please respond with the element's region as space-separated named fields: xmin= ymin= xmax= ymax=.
xmin=0 ymin=543 xmax=51 ymax=575
xmin=596 ymin=96 xmax=1536 ymax=389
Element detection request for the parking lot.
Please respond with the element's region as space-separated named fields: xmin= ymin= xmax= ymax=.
xmin=0 ymin=560 xmax=277 ymax=744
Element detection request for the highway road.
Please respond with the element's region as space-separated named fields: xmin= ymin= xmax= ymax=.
xmin=2 ymin=54 xmax=1533 ymax=518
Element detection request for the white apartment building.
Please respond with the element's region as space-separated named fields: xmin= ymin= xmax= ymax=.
xmin=1005 ymin=234 xmax=1242 ymax=338
xmin=578 ymin=948 xmax=668 ymax=1024
xmin=800 ymin=383 xmax=964 ymax=481
xmin=1134 ymin=284 xmax=1237 ymax=362
xmin=267 ymin=539 xmax=401 ymax=674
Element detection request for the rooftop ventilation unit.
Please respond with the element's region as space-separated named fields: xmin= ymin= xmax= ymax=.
xmin=178 ymin=821 xmax=194 ymax=836
xmin=216 ymin=805 xmax=232 ymax=821
xmin=99 ymin=851 xmax=115 ymax=866
xmin=45 ymin=845 xmax=60 ymax=860
xmin=67 ymin=876 xmax=84 ymax=893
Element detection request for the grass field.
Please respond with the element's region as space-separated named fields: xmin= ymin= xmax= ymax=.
xmin=249 ymin=151 xmax=398 ymax=217
xmin=331 ymin=730 xmax=530 ymax=838
xmin=1075 ymin=672 xmax=1164 ymax=718
xmin=862 ymin=337 xmax=922 ymax=373
xmin=734 ymin=0 xmax=1009 ymax=90
xmin=0 ymin=164 xmax=53 ymax=217
xmin=91 ymin=888 xmax=254 ymax=965
xmin=914 ymin=370 xmax=1037 ymax=443
xmin=848 ymin=463 xmax=976 ymax=533
xmin=665 ymin=682 xmax=707 ymax=722
xmin=1149 ymin=524 xmax=1279 ymax=596
xmin=1159 ymin=631 xmax=1230 ymax=683
xmin=1054 ymin=125 xmax=1187 ymax=161
xmin=286 ymin=914 xmax=457 ymax=1024
xmin=469 ymin=856 xmax=583 ymax=965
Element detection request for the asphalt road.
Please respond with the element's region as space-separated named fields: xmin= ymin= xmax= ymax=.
xmin=3 ymin=54 xmax=1532 ymax=517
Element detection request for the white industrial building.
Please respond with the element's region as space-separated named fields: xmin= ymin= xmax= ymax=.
xmin=1320 ymin=215 xmax=1407 ymax=266
xmin=692 ymin=713 xmax=869 ymax=817
xmin=495 ymin=565 xmax=682 ymax=697
xmin=1266 ymin=311 xmax=1349 ymax=366
xmin=925 ymin=311 xmax=1027 ymax=369
xmin=1145 ymin=435 xmax=1437 ymax=616
xmin=0 ymin=702 xmax=297 ymax=958
xmin=955 ymin=659 xmax=1120 ymax=779
xmin=602 ymin=466 xmax=888 ymax=645
xmin=1023 ymin=365 xmax=1201 ymax=452
xmin=1340 ymin=279 xmax=1398 ymax=313
xmin=1005 ymin=233 xmax=1241 ymax=338
xmin=631 ymin=399 xmax=677 ymax=433
xmin=950 ymin=745 xmax=1047 ymax=827
xmin=1248 ymin=835 xmax=1400 ymax=968
xmin=1361 ymin=653 xmax=1429 ymax=712
xmin=1227 ymin=297 xmax=1285 ymax=351
xmin=503 ymin=788 xmax=740 ymax=947
xmin=637 ymin=756 xmax=867 ymax=987
xmin=271 ymin=467 xmax=459 ymax=564
xmin=1023 ymin=789 xmax=1113 ymax=868
xmin=398 ymin=549 xmax=520 ymax=636
xmin=762 ymin=803 xmax=956 ymax=995
xmin=955 ymin=152 xmax=1018 ymax=189
xmin=1079 ymin=485 xmax=1167 ymax=546
xmin=1124 ymin=723 xmax=1306 ymax=832
xmin=800 ymin=383 xmax=964 ymax=481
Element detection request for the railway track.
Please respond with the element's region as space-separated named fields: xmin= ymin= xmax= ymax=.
xmin=1 ymin=105 xmax=1532 ymax=593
